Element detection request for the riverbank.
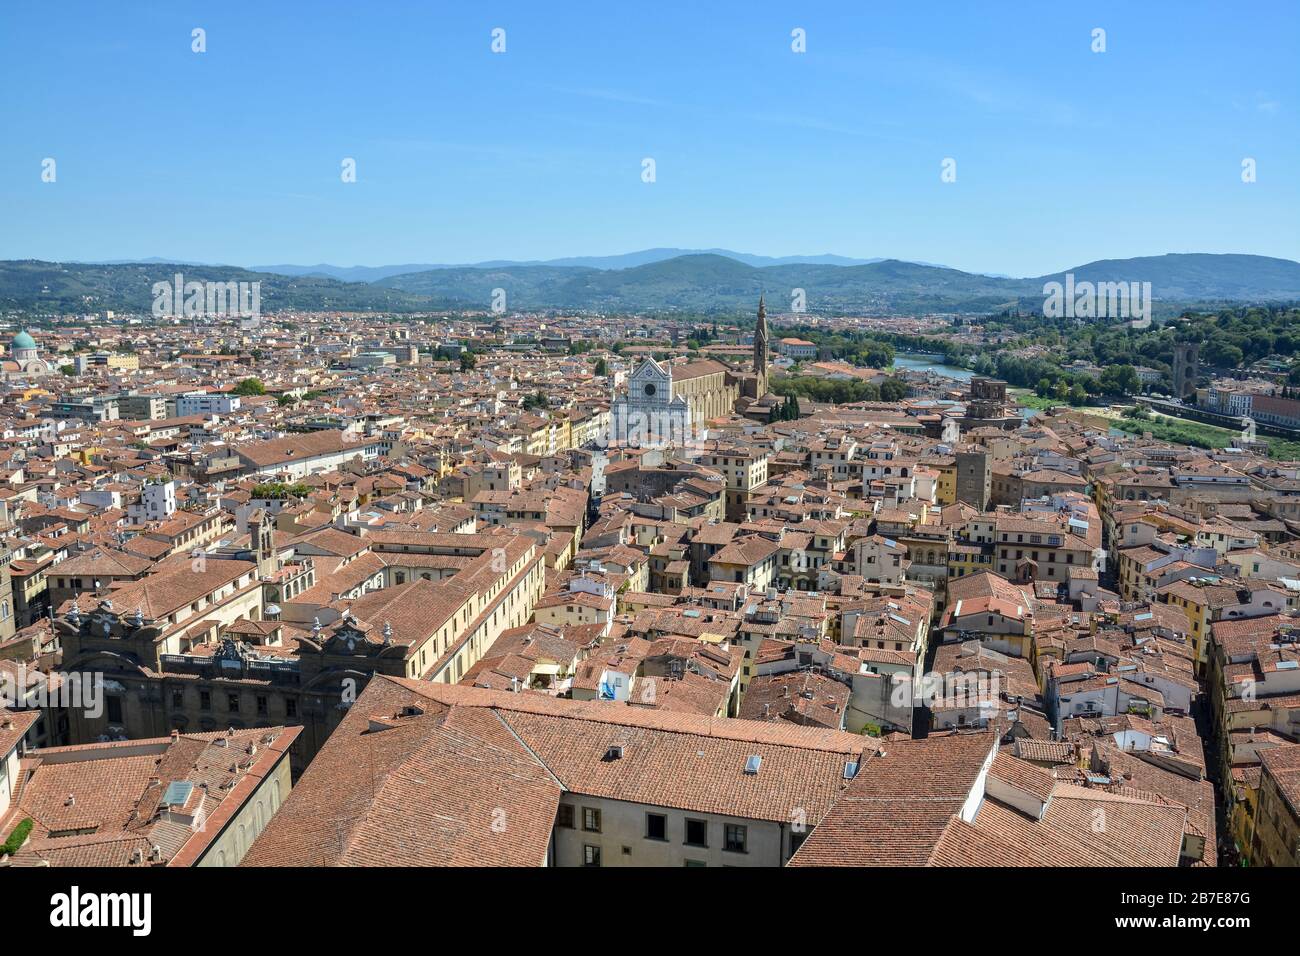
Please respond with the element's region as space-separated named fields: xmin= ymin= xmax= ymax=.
xmin=1112 ymin=413 xmax=1300 ymax=460
xmin=1007 ymin=387 xmax=1063 ymax=412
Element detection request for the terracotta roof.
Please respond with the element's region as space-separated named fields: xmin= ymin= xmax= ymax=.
xmin=244 ymin=676 xmax=875 ymax=866
xmin=789 ymin=733 xmax=996 ymax=866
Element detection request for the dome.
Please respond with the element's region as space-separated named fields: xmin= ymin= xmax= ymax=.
xmin=11 ymin=330 xmax=37 ymax=352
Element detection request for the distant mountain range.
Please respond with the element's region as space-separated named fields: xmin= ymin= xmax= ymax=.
xmin=2 ymin=252 xmax=1298 ymax=317
xmin=360 ymin=252 xmax=1300 ymax=314
xmin=0 ymin=261 xmax=428 ymax=315
xmin=248 ymin=249 xmax=951 ymax=282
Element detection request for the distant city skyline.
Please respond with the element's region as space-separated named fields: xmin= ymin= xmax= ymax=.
xmin=2 ymin=1 xmax=1296 ymax=276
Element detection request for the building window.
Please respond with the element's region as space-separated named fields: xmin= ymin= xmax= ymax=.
xmin=105 ymin=696 xmax=123 ymax=724
xmin=684 ymin=818 xmax=708 ymax=847
xmin=583 ymin=845 xmax=601 ymax=867
xmin=227 ymin=693 xmax=240 ymax=712
xmin=171 ymin=690 xmax=183 ymax=709
xmin=256 ymin=695 xmax=268 ymax=715
xmin=285 ymin=698 xmax=297 ymax=718
xmin=724 ymin=824 xmax=748 ymax=853
xmin=556 ymin=804 xmax=575 ymax=829
xmin=200 ymin=690 xmax=211 ymax=710
xmin=582 ymin=807 xmax=602 ymax=832
xmin=646 ymin=813 xmax=667 ymax=841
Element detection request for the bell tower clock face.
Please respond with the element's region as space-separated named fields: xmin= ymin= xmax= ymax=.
xmin=643 ymin=383 xmax=657 ymax=397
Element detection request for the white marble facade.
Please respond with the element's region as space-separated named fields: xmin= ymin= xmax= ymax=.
xmin=609 ymin=357 xmax=693 ymax=448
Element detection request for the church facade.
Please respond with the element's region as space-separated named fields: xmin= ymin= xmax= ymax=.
xmin=608 ymin=357 xmax=693 ymax=448
xmin=608 ymin=298 xmax=768 ymax=448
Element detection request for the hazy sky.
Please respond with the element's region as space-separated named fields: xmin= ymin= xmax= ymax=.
xmin=2 ymin=1 xmax=1296 ymax=276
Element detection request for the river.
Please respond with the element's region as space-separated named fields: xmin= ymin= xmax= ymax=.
xmin=892 ymin=353 xmax=975 ymax=382
xmin=892 ymin=352 xmax=1043 ymax=420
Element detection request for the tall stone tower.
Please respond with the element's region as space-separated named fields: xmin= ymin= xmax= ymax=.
xmin=255 ymin=509 xmax=276 ymax=579
xmin=1172 ymin=342 xmax=1199 ymax=400
xmin=955 ymin=448 xmax=991 ymax=511
xmin=753 ymin=294 xmax=769 ymax=394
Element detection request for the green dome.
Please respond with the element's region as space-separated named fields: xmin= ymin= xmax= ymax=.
xmin=11 ymin=330 xmax=37 ymax=351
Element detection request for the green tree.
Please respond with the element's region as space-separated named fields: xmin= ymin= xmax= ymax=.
xmin=1099 ymin=364 xmax=1140 ymax=396
xmin=1 ymin=818 xmax=33 ymax=856
xmin=251 ymin=481 xmax=310 ymax=500
xmin=1202 ymin=340 xmax=1244 ymax=369
xmin=232 ymin=377 xmax=265 ymax=396
xmin=856 ymin=342 xmax=894 ymax=368
xmin=879 ymin=378 xmax=908 ymax=402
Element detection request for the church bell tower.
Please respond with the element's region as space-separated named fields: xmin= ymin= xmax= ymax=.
xmin=753 ymin=294 xmax=769 ymax=394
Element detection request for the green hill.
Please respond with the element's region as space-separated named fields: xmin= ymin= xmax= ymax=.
xmin=3 ymin=251 xmax=1299 ymax=316
xmin=0 ymin=260 xmax=428 ymax=314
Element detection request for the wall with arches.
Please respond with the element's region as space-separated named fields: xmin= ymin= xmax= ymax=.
xmin=196 ymin=755 xmax=292 ymax=867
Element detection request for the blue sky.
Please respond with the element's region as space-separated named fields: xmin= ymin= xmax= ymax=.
xmin=1 ymin=1 xmax=1296 ymax=276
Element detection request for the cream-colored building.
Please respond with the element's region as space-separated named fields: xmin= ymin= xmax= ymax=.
xmin=700 ymin=444 xmax=769 ymax=520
